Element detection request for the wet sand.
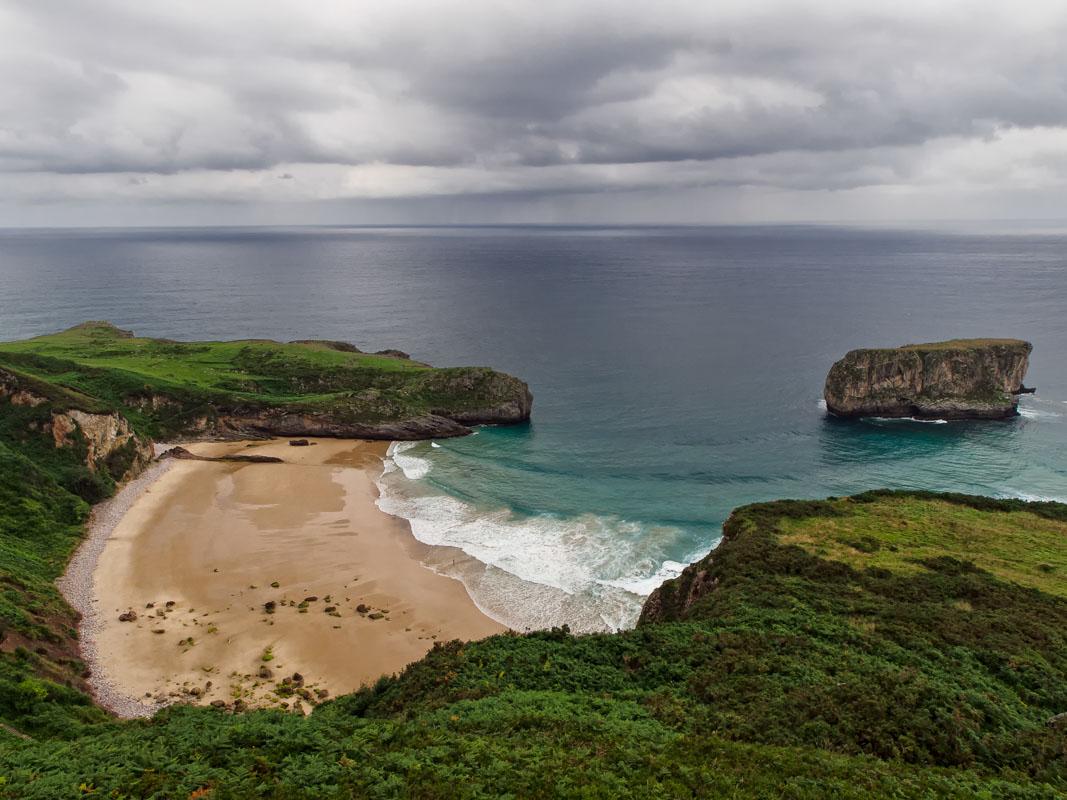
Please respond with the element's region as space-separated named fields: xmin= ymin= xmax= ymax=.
xmin=89 ymin=438 xmax=503 ymax=715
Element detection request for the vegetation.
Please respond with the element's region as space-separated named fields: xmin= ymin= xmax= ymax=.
xmin=898 ymin=339 xmax=1031 ymax=351
xmin=0 ymin=330 xmax=1065 ymax=796
xmin=4 ymin=476 xmax=1067 ymax=795
xmin=0 ymin=322 xmax=529 ymax=438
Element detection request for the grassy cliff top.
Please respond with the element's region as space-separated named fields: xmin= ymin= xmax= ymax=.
xmin=878 ymin=338 xmax=1030 ymax=352
xmin=0 ymin=322 xmax=531 ymax=437
xmin=646 ymin=490 xmax=1067 ymax=623
xmin=4 ymin=486 xmax=1067 ymax=796
xmin=775 ymin=493 xmax=1067 ymax=596
xmin=0 ymin=320 xmax=428 ymax=392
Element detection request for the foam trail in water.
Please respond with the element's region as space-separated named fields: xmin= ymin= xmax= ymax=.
xmin=868 ymin=416 xmax=948 ymax=424
xmin=1018 ymin=407 xmax=1061 ymax=419
xmin=378 ymin=442 xmax=701 ymax=632
xmin=996 ymin=490 xmax=1067 ymax=504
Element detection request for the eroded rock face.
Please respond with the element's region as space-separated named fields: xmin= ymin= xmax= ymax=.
xmin=0 ymin=371 xmax=47 ymax=408
xmin=823 ymin=339 xmax=1032 ymax=420
xmin=209 ymin=408 xmax=475 ymax=440
xmin=51 ymin=409 xmax=155 ymax=479
xmin=639 ymin=562 xmax=718 ymax=625
xmin=1 ymin=368 xmax=154 ymax=481
xmin=134 ymin=366 xmax=533 ymax=441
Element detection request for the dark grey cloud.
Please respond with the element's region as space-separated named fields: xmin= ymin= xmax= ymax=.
xmin=1 ymin=1 xmax=1066 ymax=224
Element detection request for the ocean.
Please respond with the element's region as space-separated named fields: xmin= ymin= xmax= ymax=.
xmin=2 ymin=224 xmax=1065 ymax=631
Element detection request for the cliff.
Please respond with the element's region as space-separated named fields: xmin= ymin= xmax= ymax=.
xmin=0 ymin=365 xmax=155 ymax=699
xmin=823 ymin=338 xmax=1032 ymax=420
xmin=639 ymin=489 xmax=1067 ymax=622
xmin=6 ymin=327 xmax=1067 ymax=795
xmin=7 ymin=485 xmax=1067 ymax=795
xmin=0 ymin=322 xmax=532 ymax=441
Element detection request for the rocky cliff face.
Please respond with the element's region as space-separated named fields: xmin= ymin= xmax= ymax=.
xmin=823 ymin=339 xmax=1032 ymax=420
xmin=0 ymin=367 xmax=154 ymax=483
xmin=135 ymin=367 xmax=533 ymax=441
xmin=51 ymin=409 xmax=154 ymax=480
xmin=638 ymin=560 xmax=718 ymax=624
xmin=190 ymin=407 xmax=476 ymax=440
xmin=0 ymin=323 xmax=534 ymax=443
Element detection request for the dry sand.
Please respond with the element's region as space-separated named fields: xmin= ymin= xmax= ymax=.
xmin=79 ymin=438 xmax=503 ymax=716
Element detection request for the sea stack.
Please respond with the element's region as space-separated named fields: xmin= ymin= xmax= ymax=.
xmin=823 ymin=339 xmax=1032 ymax=420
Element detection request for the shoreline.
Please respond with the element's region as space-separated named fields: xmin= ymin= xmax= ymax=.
xmin=62 ymin=438 xmax=504 ymax=718
xmin=375 ymin=442 xmax=675 ymax=634
xmin=57 ymin=449 xmax=177 ymax=718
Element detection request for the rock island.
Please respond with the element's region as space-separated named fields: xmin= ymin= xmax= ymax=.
xmin=824 ymin=338 xmax=1032 ymax=420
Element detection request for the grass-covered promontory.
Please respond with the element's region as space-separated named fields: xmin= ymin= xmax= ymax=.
xmin=4 ymin=477 xmax=1067 ymax=795
xmin=0 ymin=322 xmax=532 ymax=440
xmin=1 ymin=328 xmax=1065 ymax=796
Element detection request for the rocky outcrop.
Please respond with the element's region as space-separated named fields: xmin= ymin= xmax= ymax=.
xmin=0 ymin=371 xmax=48 ymax=408
xmin=159 ymin=446 xmax=283 ymax=463
xmin=1 ymin=367 xmax=153 ymax=481
xmin=204 ymin=408 xmax=476 ymax=441
xmin=823 ymin=339 xmax=1032 ymax=420
xmin=288 ymin=339 xmax=363 ymax=353
xmin=50 ymin=409 xmax=154 ymax=480
xmin=2 ymin=323 xmax=533 ymax=445
xmin=132 ymin=367 xmax=533 ymax=441
xmin=56 ymin=409 xmax=149 ymax=483
xmin=639 ymin=562 xmax=718 ymax=624
xmin=421 ymin=368 xmax=534 ymax=427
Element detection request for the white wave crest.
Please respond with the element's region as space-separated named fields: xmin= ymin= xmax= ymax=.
xmin=996 ymin=490 xmax=1067 ymax=504
xmin=597 ymin=555 xmax=708 ymax=596
xmin=1018 ymin=407 xmax=1061 ymax=419
xmin=376 ymin=443 xmax=704 ymax=631
xmin=389 ymin=441 xmax=432 ymax=479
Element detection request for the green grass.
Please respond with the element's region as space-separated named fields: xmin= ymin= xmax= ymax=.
xmin=0 ymin=440 xmax=110 ymax=741
xmin=0 ymin=322 xmax=427 ymax=388
xmin=3 ymin=489 xmax=1067 ymax=796
xmin=1 ymin=699 xmax=1059 ymax=799
xmin=775 ymin=494 xmax=1067 ymax=597
xmin=0 ymin=322 xmax=530 ymax=438
xmin=898 ymin=339 xmax=1031 ymax=351
xmin=1 ymin=330 xmax=1065 ymax=796
xmin=0 ymin=322 xmax=431 ymax=423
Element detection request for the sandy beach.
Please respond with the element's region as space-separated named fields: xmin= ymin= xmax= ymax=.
xmin=72 ymin=438 xmax=503 ymax=716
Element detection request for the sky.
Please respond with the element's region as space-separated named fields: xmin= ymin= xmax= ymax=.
xmin=2 ymin=0 xmax=1066 ymax=226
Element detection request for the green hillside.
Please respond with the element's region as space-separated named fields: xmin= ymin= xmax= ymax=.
xmin=0 ymin=333 xmax=1065 ymax=797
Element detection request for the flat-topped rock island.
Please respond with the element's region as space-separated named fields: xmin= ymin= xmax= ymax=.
xmin=824 ymin=338 xmax=1033 ymax=420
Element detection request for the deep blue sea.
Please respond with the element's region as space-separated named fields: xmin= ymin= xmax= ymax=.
xmin=2 ymin=225 xmax=1065 ymax=630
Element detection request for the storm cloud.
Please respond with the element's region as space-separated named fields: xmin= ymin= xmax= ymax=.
xmin=2 ymin=0 xmax=1066 ymax=224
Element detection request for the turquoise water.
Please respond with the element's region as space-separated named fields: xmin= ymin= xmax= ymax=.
xmin=1 ymin=225 xmax=1065 ymax=630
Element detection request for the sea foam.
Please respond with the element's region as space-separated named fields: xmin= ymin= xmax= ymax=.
xmin=1018 ymin=407 xmax=1061 ymax=419
xmin=996 ymin=490 xmax=1067 ymax=504
xmin=868 ymin=416 xmax=949 ymax=424
xmin=377 ymin=442 xmax=704 ymax=632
